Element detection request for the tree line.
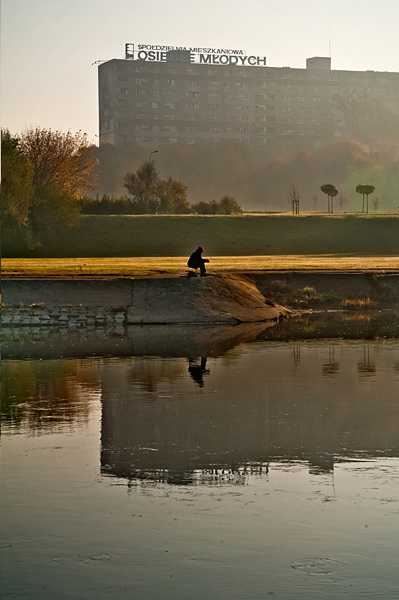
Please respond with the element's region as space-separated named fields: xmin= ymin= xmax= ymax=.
xmin=81 ymin=159 xmax=242 ymax=215
xmin=1 ymin=127 xmax=242 ymax=253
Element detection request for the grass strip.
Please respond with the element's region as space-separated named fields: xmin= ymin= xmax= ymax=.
xmin=3 ymin=255 xmax=399 ymax=278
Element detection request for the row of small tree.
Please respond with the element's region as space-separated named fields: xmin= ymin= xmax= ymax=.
xmin=289 ymin=183 xmax=378 ymax=214
xmin=320 ymin=183 xmax=376 ymax=214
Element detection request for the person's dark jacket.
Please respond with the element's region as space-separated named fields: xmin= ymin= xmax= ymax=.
xmin=188 ymin=247 xmax=209 ymax=269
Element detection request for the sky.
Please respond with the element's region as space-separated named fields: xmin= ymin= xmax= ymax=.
xmin=2 ymin=0 xmax=399 ymax=142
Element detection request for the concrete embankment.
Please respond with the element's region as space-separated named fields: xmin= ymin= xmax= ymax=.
xmin=1 ymin=274 xmax=287 ymax=326
xmin=2 ymin=271 xmax=398 ymax=327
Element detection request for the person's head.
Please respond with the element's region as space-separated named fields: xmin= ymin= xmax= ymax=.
xmin=197 ymin=246 xmax=204 ymax=253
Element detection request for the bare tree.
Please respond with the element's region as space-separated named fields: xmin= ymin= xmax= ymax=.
xmin=20 ymin=127 xmax=98 ymax=196
xmin=371 ymin=195 xmax=382 ymax=212
xmin=337 ymin=194 xmax=346 ymax=212
xmin=287 ymin=184 xmax=300 ymax=215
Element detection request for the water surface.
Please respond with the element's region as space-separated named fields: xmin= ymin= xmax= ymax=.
xmin=2 ymin=320 xmax=399 ymax=599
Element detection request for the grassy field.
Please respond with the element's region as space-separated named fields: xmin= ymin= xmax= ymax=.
xmin=3 ymin=255 xmax=399 ymax=278
xmin=4 ymin=213 xmax=399 ymax=259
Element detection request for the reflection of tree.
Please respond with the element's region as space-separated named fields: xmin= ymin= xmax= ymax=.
xmin=357 ymin=346 xmax=376 ymax=376
xmin=293 ymin=344 xmax=301 ymax=366
xmin=1 ymin=360 xmax=100 ymax=431
xmin=188 ymin=357 xmax=210 ymax=387
xmin=322 ymin=345 xmax=340 ymax=376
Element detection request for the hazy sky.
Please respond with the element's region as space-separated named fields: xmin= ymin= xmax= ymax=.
xmin=2 ymin=0 xmax=398 ymax=142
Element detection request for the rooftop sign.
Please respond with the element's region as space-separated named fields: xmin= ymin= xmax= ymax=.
xmin=125 ymin=44 xmax=267 ymax=66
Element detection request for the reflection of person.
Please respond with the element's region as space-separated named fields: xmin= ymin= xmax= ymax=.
xmin=188 ymin=246 xmax=210 ymax=276
xmin=188 ymin=357 xmax=210 ymax=387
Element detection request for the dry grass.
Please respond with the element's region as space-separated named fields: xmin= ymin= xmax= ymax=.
xmin=3 ymin=255 xmax=399 ymax=278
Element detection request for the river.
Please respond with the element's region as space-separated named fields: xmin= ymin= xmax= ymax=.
xmin=2 ymin=313 xmax=399 ymax=599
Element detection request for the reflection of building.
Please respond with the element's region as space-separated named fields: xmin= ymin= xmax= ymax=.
xmin=98 ymin=51 xmax=399 ymax=149
xmin=100 ymin=342 xmax=399 ymax=484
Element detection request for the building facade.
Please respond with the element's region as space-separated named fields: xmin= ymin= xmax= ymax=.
xmin=98 ymin=50 xmax=399 ymax=150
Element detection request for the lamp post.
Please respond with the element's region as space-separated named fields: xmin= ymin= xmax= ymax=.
xmin=148 ymin=150 xmax=159 ymax=162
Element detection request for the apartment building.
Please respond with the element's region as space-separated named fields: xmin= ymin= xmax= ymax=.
xmin=99 ymin=48 xmax=399 ymax=150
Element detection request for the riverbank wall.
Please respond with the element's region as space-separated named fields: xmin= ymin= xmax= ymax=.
xmin=2 ymin=271 xmax=398 ymax=327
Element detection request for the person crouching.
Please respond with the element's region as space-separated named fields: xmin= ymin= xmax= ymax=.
xmin=188 ymin=246 xmax=210 ymax=276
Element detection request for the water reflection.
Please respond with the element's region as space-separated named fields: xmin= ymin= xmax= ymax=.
xmin=188 ymin=357 xmax=210 ymax=387
xmin=357 ymin=345 xmax=377 ymax=376
xmin=99 ymin=340 xmax=399 ymax=484
xmin=3 ymin=322 xmax=398 ymax=485
xmin=322 ymin=344 xmax=340 ymax=376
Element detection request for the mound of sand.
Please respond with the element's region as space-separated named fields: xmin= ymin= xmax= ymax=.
xmin=127 ymin=273 xmax=289 ymax=324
